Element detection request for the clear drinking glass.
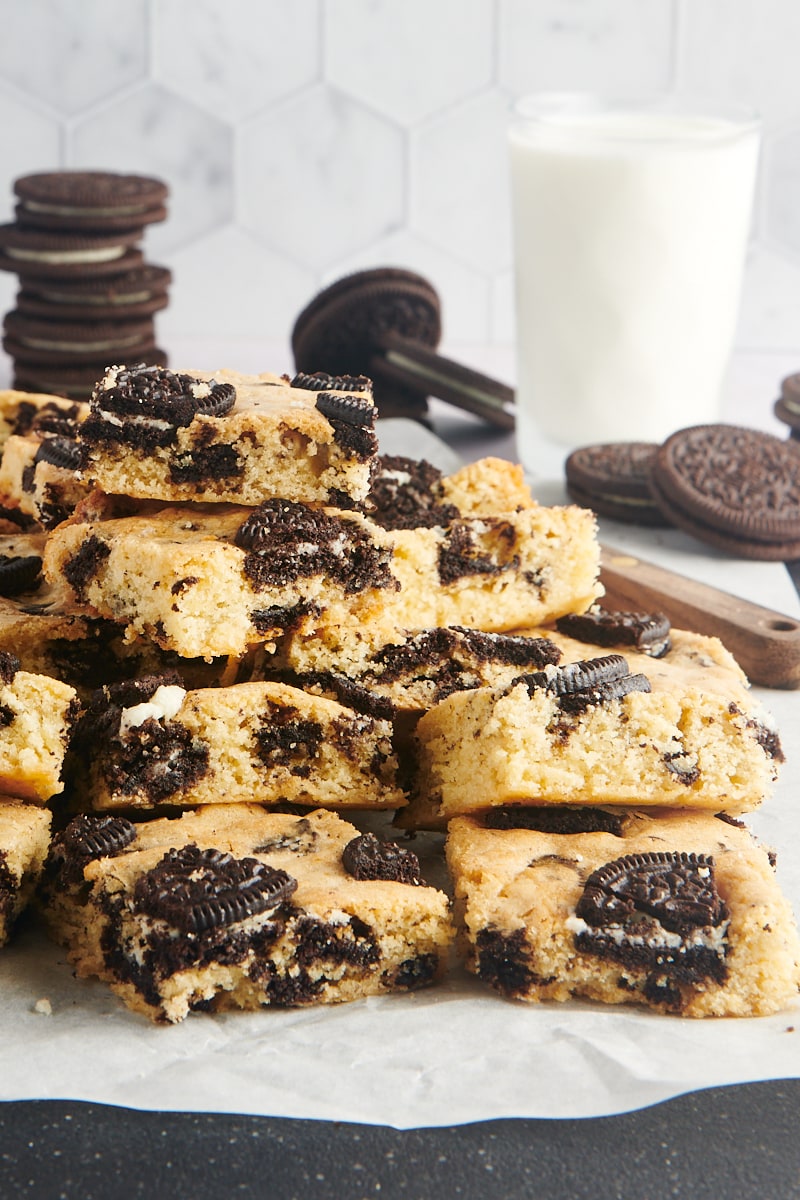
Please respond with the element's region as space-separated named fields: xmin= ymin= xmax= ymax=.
xmin=508 ymin=94 xmax=760 ymax=469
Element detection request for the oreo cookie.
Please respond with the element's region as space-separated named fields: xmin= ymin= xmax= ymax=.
xmin=517 ymin=654 xmax=651 ymax=712
xmin=82 ymin=364 xmax=235 ymax=448
xmin=0 ymin=224 xmax=144 ymax=279
xmin=4 ymin=310 xmax=156 ymax=365
xmin=556 ymin=607 xmax=672 ymax=658
xmin=34 ymin=435 xmax=81 ymax=471
xmin=61 ymin=813 xmax=137 ymax=861
xmin=565 ymin=442 xmax=670 ymax=526
xmin=13 ymin=349 xmax=168 ymax=401
xmin=0 ymin=553 xmax=42 ymax=596
xmin=650 ymin=424 xmax=800 ymax=560
xmin=367 ymin=455 xmax=460 ymax=531
xmin=14 ymin=171 xmax=168 ymax=233
xmin=292 ymin=268 xmax=441 ymax=420
xmin=291 ymin=371 xmax=373 ymax=395
xmin=484 ymin=806 xmax=624 ymax=836
xmin=341 ymin=832 xmax=422 ymax=885
xmin=134 ymin=845 xmax=297 ymax=934
xmin=17 ymin=265 xmax=171 ymax=321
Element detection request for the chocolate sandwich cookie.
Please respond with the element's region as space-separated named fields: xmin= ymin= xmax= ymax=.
xmin=650 ymin=424 xmax=800 ymax=560
xmin=565 ymin=441 xmax=670 ymax=526
xmin=0 ymin=225 xmax=143 ymax=279
xmin=292 ymin=268 xmax=441 ymax=420
xmin=4 ymin=311 xmax=156 ymax=365
xmin=14 ymin=171 xmax=168 ymax=233
xmin=16 ymin=265 xmax=171 ymax=321
xmin=13 ymin=349 xmax=168 ymax=400
xmin=774 ymin=373 xmax=800 ymax=440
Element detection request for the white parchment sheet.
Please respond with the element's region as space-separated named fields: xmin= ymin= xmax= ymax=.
xmin=1 ymin=423 xmax=798 ymax=1128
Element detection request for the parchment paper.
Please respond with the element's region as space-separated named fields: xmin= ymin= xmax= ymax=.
xmin=1 ymin=421 xmax=798 ymax=1128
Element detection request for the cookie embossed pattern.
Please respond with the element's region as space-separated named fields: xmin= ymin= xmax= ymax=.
xmin=650 ymin=425 xmax=800 ymax=560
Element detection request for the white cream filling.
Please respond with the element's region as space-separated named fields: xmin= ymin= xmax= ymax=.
xmin=20 ymin=333 xmax=147 ymax=353
xmin=96 ymin=408 xmax=174 ymax=432
xmin=379 ymin=468 xmax=412 ymax=486
xmin=22 ymin=200 xmax=150 ymax=217
xmin=566 ymin=913 xmax=729 ymax=954
xmin=40 ymin=289 xmax=153 ymax=305
xmin=7 ymin=245 xmax=127 ymax=264
xmin=119 ymin=684 xmax=186 ymax=737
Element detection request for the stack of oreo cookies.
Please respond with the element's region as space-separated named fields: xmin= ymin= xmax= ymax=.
xmin=566 ymin=423 xmax=800 ymax=561
xmin=0 ymin=171 xmax=171 ymax=399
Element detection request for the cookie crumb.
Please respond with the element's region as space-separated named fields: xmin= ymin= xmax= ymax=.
xmin=33 ymin=997 xmax=52 ymax=1015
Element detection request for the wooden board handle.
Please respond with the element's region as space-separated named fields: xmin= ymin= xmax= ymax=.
xmin=599 ymin=545 xmax=800 ymax=690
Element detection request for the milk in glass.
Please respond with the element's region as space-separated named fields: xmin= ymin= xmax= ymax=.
xmin=508 ymin=96 xmax=760 ymax=462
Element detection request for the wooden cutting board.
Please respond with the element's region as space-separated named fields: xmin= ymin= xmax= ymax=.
xmin=600 ymin=546 xmax=800 ymax=689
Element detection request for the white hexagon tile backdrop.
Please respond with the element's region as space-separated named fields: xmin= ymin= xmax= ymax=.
xmin=0 ymin=0 xmax=799 ymax=374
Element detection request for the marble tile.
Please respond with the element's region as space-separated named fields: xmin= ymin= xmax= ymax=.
xmin=324 ymin=231 xmax=491 ymax=343
xmin=0 ymin=0 xmax=147 ymax=116
xmin=69 ymin=85 xmax=234 ymax=256
xmin=0 ymin=90 xmax=61 ymax=223
xmin=498 ymin=0 xmax=676 ymax=96
xmin=238 ymin=84 xmax=404 ymax=268
xmin=324 ymin=0 xmax=492 ymax=126
xmin=677 ymin=0 xmax=800 ymax=126
xmin=159 ymin=224 xmax=315 ymax=343
xmin=411 ymin=89 xmax=513 ymax=274
xmin=154 ymin=0 xmax=320 ymax=122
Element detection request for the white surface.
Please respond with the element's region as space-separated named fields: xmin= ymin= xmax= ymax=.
xmin=1 ymin=411 xmax=799 ymax=1128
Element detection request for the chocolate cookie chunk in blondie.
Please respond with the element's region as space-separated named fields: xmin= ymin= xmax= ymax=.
xmin=367 ymin=455 xmax=534 ymax=530
xmin=43 ymin=496 xmax=397 ymax=659
xmin=42 ymin=804 xmax=452 ymax=1022
xmin=69 ymin=677 xmax=403 ymax=812
xmin=279 ymin=503 xmax=603 ymax=674
xmin=446 ymin=808 xmax=800 ymax=1017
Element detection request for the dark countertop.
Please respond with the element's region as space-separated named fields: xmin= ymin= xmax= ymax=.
xmin=2 ymin=1081 xmax=800 ymax=1199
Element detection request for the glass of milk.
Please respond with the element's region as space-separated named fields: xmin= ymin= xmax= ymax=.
xmin=508 ymin=94 xmax=760 ymax=466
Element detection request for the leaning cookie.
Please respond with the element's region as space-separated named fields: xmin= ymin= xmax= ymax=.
xmin=565 ymin=441 xmax=670 ymax=527
xmin=650 ymin=424 xmax=800 ymax=560
xmin=39 ymin=804 xmax=453 ymax=1023
xmin=446 ymin=808 xmax=800 ymax=1017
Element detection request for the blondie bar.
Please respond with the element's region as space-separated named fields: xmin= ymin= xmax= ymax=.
xmin=69 ymin=675 xmax=403 ymax=812
xmin=78 ymin=365 xmax=379 ymax=507
xmin=0 ymin=800 xmax=51 ymax=944
xmin=41 ymin=804 xmax=452 ymax=1022
xmin=446 ymin=808 xmax=800 ymax=1017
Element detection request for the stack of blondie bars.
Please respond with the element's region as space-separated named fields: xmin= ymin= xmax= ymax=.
xmin=0 ymin=364 xmax=796 ymax=1024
